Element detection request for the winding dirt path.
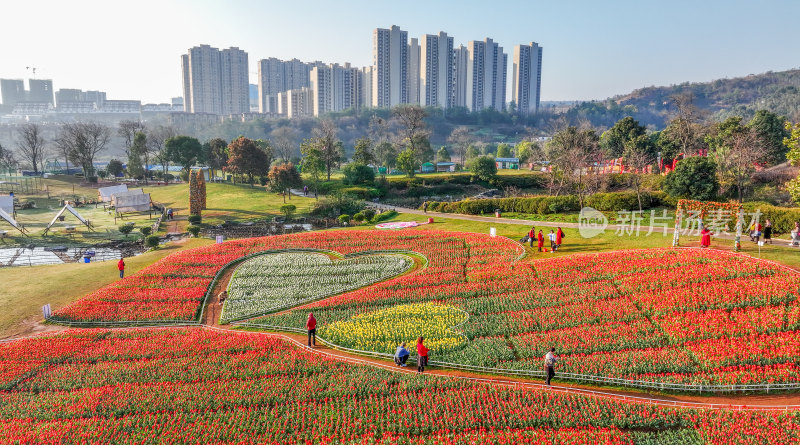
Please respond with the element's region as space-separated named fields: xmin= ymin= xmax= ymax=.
xmin=206 ymin=257 xmax=800 ymax=409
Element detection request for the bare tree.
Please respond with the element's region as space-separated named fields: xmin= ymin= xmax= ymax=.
xmin=118 ymin=120 xmax=146 ymax=157
xmin=367 ymin=114 xmax=390 ymax=144
xmin=270 ymin=126 xmax=298 ymax=162
xmin=667 ymin=93 xmax=707 ymax=156
xmin=0 ymin=142 xmax=17 ymax=170
xmin=622 ymin=135 xmax=655 ymax=211
xmin=393 ymin=105 xmax=431 ymax=160
xmin=16 ymin=123 xmax=48 ymax=173
xmin=545 ymin=126 xmax=600 ymax=205
xmin=56 ymin=122 xmax=111 ymax=178
xmin=447 ymin=126 xmax=472 ymax=167
xmin=312 ymin=119 xmax=341 ymax=180
xmin=148 ymin=125 xmax=177 ymax=177
xmin=716 ymin=128 xmax=764 ymax=202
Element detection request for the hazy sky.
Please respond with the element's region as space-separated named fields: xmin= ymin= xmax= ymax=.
xmin=1 ymin=0 xmax=798 ymax=104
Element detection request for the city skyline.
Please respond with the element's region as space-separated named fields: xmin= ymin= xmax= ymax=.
xmin=1 ymin=0 xmax=799 ymax=104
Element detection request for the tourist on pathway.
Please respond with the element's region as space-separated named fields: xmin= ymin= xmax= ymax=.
xmin=545 ymin=347 xmax=558 ymax=386
xmin=117 ymin=257 xmax=125 ymax=279
xmin=306 ymin=312 xmax=317 ymax=347
xmin=763 ymin=219 xmax=772 ymax=244
xmin=700 ymin=226 xmax=712 ymax=248
xmin=394 ymin=342 xmax=410 ymax=367
xmin=416 ymin=337 xmax=429 ymax=373
xmin=423 ymin=201 xmax=428 ymax=213
xmin=749 ymin=221 xmax=762 ymax=242
xmin=556 ymin=227 xmax=564 ymax=251
xmin=218 ymin=290 xmax=228 ymax=306
xmin=548 ymin=230 xmax=556 ymax=253
xmin=303 ymin=185 xmax=308 ymax=196
xmin=166 ymin=208 xmax=174 ymax=220
xmin=528 ymin=226 xmax=536 ymax=248
xmin=537 ymin=230 xmax=544 ymax=252
xmin=792 ymin=222 xmax=800 ymax=247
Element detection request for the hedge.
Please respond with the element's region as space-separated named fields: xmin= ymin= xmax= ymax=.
xmin=741 ymin=203 xmax=800 ymax=235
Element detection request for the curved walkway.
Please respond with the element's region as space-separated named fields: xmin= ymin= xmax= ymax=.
xmin=203 ymin=259 xmax=800 ymax=410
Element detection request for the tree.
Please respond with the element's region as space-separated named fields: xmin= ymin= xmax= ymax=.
xmin=663 ymin=156 xmax=718 ymax=201
xmin=56 ymin=122 xmax=110 ymax=178
xmin=622 ymin=135 xmax=655 ymax=210
xmin=515 ymin=141 xmax=543 ymax=168
xmin=600 ymin=116 xmax=647 ymax=158
xmin=496 ymin=143 xmax=512 ymax=158
xmin=747 ymin=110 xmax=789 ymax=166
xmin=396 ymin=148 xmax=420 ymax=178
xmin=352 ymin=137 xmax=375 ymax=165
xmin=465 ymin=145 xmax=480 ymax=161
xmin=148 ymin=125 xmax=177 ymax=177
xmin=436 ymin=146 xmax=451 ymax=163
xmin=312 ymin=119 xmax=341 ymax=180
xmin=268 ymin=163 xmax=302 ymax=203
xmin=447 ymin=126 xmax=472 ymax=167
xmin=16 ymin=123 xmax=47 ymax=173
xmin=393 ymin=105 xmax=431 ymax=161
xmin=127 ymin=132 xmax=147 ymax=179
xmin=204 ymin=138 xmax=228 ymax=179
xmin=300 ymin=139 xmax=325 ymax=199
xmin=107 ymin=159 xmax=124 ymax=177
xmin=661 ymin=93 xmax=707 ymax=159
xmin=342 ymin=163 xmax=375 ymax=185
xmin=545 ymin=126 xmax=601 ymax=205
xmin=471 ymin=156 xmax=498 ymax=182
xmin=785 ymin=122 xmax=800 ymax=204
xmin=270 ymin=126 xmax=298 ymax=162
xmin=706 ymin=117 xmax=764 ymax=202
xmin=164 ymin=135 xmax=204 ymax=176
xmin=117 ymin=120 xmax=146 ymax=157
xmin=0 ymin=143 xmax=16 ymax=170
xmin=226 ymin=136 xmax=271 ymax=185
xmin=374 ymin=141 xmax=397 ymax=175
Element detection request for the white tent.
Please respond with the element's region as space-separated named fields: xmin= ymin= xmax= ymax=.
xmin=0 ymin=196 xmax=13 ymax=215
xmin=42 ymin=204 xmax=92 ymax=235
xmin=113 ymin=191 xmax=151 ymax=213
xmin=98 ymin=185 xmax=129 ymax=202
xmin=0 ymin=207 xmax=25 ymax=234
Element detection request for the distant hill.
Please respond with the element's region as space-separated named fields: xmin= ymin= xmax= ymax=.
xmin=565 ymin=68 xmax=800 ymax=129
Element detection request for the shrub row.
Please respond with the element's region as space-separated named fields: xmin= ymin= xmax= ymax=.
xmin=742 ymin=203 xmax=800 ymax=235
xmin=425 ymin=191 xmax=671 ymax=215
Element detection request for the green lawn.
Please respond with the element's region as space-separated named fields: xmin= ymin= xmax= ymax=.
xmin=0 ymin=238 xmax=213 ymax=339
xmin=145 ymin=182 xmax=318 ymax=226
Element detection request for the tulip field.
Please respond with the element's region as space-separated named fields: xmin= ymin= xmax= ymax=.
xmin=1 ymin=328 xmax=798 ymax=444
xmin=220 ymin=252 xmax=412 ymax=323
xmin=49 ymin=229 xmax=800 ymax=390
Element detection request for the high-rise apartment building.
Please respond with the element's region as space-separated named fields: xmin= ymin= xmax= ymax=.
xmin=452 ymin=45 xmax=468 ymax=108
xmin=407 ymin=38 xmax=420 ymax=105
xmin=257 ymin=58 xmax=318 ymax=113
xmin=420 ymin=32 xmax=454 ymax=108
xmin=1 ymin=79 xmax=26 ymax=107
xmin=28 ymin=79 xmax=54 ymax=105
xmin=512 ymin=42 xmax=543 ymax=114
xmin=361 ymin=66 xmax=373 ymax=109
xmin=465 ymin=38 xmax=506 ymax=112
xmin=278 ymin=88 xmax=313 ymax=118
xmin=182 ymin=44 xmax=250 ymax=114
xmin=310 ymin=63 xmax=362 ymax=116
xmin=372 ymin=25 xmax=408 ymax=107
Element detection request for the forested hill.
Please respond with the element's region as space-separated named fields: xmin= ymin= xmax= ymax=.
xmin=565 ymin=68 xmax=800 ymax=129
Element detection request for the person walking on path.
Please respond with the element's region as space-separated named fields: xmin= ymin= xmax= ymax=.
xmin=548 ymin=230 xmax=556 ymax=253
xmin=423 ymin=201 xmax=428 ymax=213
xmin=763 ymin=219 xmax=772 ymax=244
xmin=537 ymin=230 xmax=544 ymax=252
xmin=556 ymin=227 xmax=564 ymax=251
xmin=306 ymin=312 xmax=317 ymax=347
xmin=394 ymin=342 xmax=410 ymax=367
xmin=416 ymin=337 xmax=429 ymax=373
xmin=303 ymin=185 xmax=308 ymax=196
xmin=528 ymin=226 xmax=536 ymax=248
xmin=117 ymin=257 xmax=125 ymax=279
xmin=545 ymin=347 xmax=558 ymax=385
xmin=700 ymin=226 xmax=712 ymax=248
xmin=166 ymin=208 xmax=174 ymax=220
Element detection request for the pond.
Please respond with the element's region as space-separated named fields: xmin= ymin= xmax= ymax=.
xmin=0 ymin=246 xmax=132 ymax=267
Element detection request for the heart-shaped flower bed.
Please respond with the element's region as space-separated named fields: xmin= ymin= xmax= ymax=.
xmin=321 ymin=302 xmax=468 ymax=355
xmin=221 ymin=252 xmax=413 ymax=323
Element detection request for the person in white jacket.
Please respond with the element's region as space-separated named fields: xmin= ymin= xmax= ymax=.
xmin=545 ymin=348 xmax=558 ymax=385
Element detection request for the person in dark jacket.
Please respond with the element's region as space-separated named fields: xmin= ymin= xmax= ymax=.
xmin=763 ymin=219 xmax=772 ymax=244
xmin=545 ymin=347 xmax=558 ymax=385
xmin=416 ymin=337 xmax=429 ymax=373
xmin=306 ymin=313 xmax=317 ymax=347
xmin=394 ymin=342 xmax=410 ymax=367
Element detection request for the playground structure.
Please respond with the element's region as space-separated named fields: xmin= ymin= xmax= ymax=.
xmin=42 ymin=204 xmax=93 ymax=236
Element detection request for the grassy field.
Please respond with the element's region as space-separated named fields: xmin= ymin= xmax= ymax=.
xmin=0 ymin=238 xmax=213 ymax=339
xmin=145 ymin=182 xmax=318 ymax=227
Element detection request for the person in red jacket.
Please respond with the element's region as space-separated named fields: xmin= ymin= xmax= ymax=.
xmin=416 ymin=337 xmax=429 ymax=373
xmin=117 ymin=257 xmax=125 ymax=279
xmin=537 ymin=230 xmax=544 ymax=252
xmin=306 ymin=312 xmax=317 ymax=347
xmin=700 ymin=227 xmax=712 ymax=248
xmin=555 ymin=227 xmax=564 ymax=251
xmin=528 ymin=226 xmax=535 ymax=248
